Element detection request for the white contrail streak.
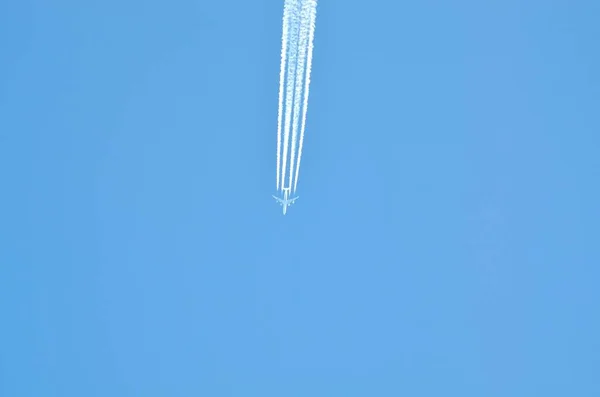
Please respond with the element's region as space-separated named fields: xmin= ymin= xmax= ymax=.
xmin=276 ymin=0 xmax=290 ymax=190
xmin=280 ymin=0 xmax=301 ymax=192
xmin=287 ymin=0 xmax=311 ymax=190
xmin=274 ymin=0 xmax=317 ymax=202
xmin=293 ymin=0 xmax=317 ymax=193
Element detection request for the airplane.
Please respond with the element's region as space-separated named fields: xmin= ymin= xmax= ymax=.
xmin=272 ymin=187 xmax=299 ymax=215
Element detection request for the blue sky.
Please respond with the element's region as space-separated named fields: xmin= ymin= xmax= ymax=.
xmin=1 ymin=0 xmax=599 ymax=395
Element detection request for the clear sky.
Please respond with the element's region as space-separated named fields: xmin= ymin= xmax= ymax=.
xmin=1 ymin=0 xmax=599 ymax=396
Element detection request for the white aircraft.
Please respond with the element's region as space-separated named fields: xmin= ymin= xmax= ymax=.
xmin=272 ymin=187 xmax=299 ymax=215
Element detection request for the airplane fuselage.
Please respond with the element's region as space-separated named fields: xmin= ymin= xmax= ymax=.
xmin=281 ymin=189 xmax=289 ymax=215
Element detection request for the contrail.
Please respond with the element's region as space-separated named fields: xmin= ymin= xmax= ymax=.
xmin=274 ymin=0 xmax=317 ymax=209
xmin=280 ymin=0 xmax=301 ymax=192
xmin=287 ymin=0 xmax=311 ymax=190
xmin=275 ymin=0 xmax=291 ymax=190
xmin=293 ymin=0 xmax=317 ymax=193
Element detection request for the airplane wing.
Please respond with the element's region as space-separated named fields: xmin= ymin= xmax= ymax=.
xmin=289 ymin=196 xmax=299 ymax=204
xmin=272 ymin=195 xmax=284 ymax=205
